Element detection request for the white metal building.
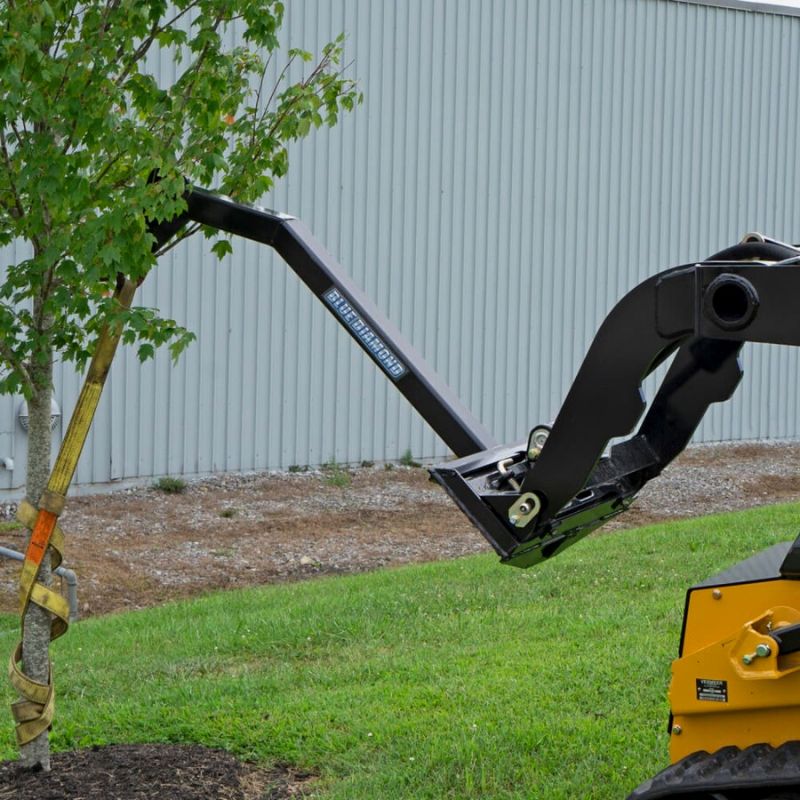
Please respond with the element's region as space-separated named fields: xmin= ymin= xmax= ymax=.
xmin=2 ymin=0 xmax=800 ymax=495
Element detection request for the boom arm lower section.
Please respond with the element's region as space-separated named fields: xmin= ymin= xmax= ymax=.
xmin=431 ymin=239 xmax=800 ymax=568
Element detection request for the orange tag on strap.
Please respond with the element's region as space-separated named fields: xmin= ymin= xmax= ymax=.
xmin=24 ymin=510 xmax=57 ymax=568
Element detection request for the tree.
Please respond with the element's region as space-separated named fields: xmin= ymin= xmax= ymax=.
xmin=0 ymin=0 xmax=360 ymax=770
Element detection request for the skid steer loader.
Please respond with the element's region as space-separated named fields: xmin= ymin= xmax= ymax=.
xmin=154 ymin=189 xmax=800 ymax=798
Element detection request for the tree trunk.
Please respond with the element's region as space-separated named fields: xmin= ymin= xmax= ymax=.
xmin=19 ymin=345 xmax=54 ymax=771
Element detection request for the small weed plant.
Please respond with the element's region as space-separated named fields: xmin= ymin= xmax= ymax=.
xmin=399 ymin=448 xmax=422 ymax=468
xmin=323 ymin=459 xmax=352 ymax=488
xmin=154 ymin=476 xmax=187 ymax=494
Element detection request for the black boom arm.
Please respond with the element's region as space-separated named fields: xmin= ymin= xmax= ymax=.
xmin=430 ymin=239 xmax=800 ymax=568
xmin=151 ymin=186 xmax=496 ymax=459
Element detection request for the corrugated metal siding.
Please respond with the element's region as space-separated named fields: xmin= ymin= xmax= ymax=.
xmin=2 ymin=0 xmax=800 ymax=493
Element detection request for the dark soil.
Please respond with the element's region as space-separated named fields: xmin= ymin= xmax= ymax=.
xmin=0 ymin=744 xmax=315 ymax=799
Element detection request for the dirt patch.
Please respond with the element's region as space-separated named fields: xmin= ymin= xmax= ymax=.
xmin=743 ymin=473 xmax=800 ymax=500
xmin=0 ymin=465 xmax=486 ymax=617
xmin=0 ymin=744 xmax=314 ymax=799
xmin=1 ymin=442 xmax=800 ymax=618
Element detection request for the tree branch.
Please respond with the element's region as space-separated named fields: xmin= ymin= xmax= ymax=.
xmin=51 ymin=0 xmax=81 ymax=59
xmin=8 ymin=119 xmax=25 ymax=150
xmin=153 ymin=222 xmax=202 ymax=258
xmin=90 ymin=150 xmax=127 ymax=186
xmin=98 ymin=0 xmax=122 ymax=41
xmin=113 ymin=0 xmax=204 ymax=89
xmin=259 ymin=51 xmax=347 ymax=145
xmin=38 ymin=257 xmax=61 ymax=328
xmin=159 ymin=14 xmax=225 ymax=156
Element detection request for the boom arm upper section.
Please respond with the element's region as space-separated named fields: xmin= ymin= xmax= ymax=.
xmin=430 ymin=238 xmax=800 ymax=568
xmin=150 ymin=186 xmax=496 ymax=459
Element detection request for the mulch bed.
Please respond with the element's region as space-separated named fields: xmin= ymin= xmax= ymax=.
xmin=0 ymin=743 xmax=315 ymax=799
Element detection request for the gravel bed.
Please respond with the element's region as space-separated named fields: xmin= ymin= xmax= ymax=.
xmin=0 ymin=442 xmax=799 ymax=616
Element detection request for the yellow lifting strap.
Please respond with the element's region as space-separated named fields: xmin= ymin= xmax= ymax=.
xmin=9 ymin=279 xmax=137 ymax=746
xmin=15 ymin=500 xmax=65 ymax=617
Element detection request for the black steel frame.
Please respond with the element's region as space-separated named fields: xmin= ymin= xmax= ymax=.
xmin=154 ymin=187 xmax=800 ymax=572
xmin=432 ymin=240 xmax=800 ymax=567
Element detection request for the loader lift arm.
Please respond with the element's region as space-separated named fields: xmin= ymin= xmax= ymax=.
xmin=430 ymin=238 xmax=800 ymax=569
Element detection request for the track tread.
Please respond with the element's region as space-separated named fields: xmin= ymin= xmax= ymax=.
xmin=628 ymin=741 xmax=800 ymax=799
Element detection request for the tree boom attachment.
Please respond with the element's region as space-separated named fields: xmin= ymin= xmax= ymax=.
xmin=97 ymin=189 xmax=800 ymax=798
xmin=157 ymin=189 xmax=800 ymax=577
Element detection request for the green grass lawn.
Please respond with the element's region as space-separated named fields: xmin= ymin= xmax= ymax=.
xmin=0 ymin=502 xmax=797 ymax=799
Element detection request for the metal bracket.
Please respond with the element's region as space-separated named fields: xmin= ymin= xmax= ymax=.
xmin=508 ymin=493 xmax=541 ymax=528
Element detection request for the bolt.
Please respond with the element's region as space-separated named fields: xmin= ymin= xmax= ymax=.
xmin=672 ymin=725 xmax=682 ymax=736
xmin=743 ymin=643 xmax=772 ymax=665
xmin=712 ymin=589 xmax=722 ymax=600
xmin=519 ymin=503 xmax=531 ymax=515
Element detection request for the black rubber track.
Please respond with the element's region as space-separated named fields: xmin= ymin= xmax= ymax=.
xmin=628 ymin=742 xmax=800 ymax=799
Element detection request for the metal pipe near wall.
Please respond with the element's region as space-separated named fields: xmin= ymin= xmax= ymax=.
xmin=0 ymin=546 xmax=78 ymax=622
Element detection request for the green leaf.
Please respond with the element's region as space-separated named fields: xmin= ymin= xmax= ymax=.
xmin=210 ymin=239 xmax=233 ymax=260
xmin=137 ymin=343 xmax=155 ymax=362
